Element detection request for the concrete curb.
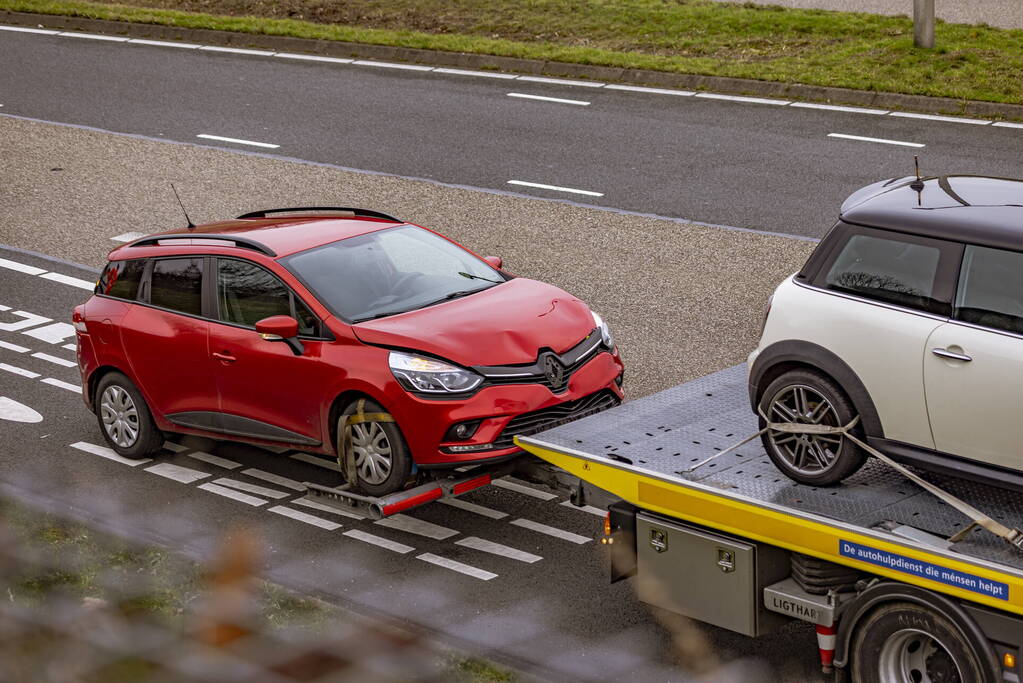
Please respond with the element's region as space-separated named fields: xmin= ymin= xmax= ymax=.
xmin=5 ymin=9 xmax=1023 ymax=122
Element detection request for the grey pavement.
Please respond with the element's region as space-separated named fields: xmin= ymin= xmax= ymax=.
xmin=714 ymin=0 xmax=1023 ymax=30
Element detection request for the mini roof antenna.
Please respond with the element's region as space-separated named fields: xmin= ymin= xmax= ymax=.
xmin=909 ymin=155 xmax=925 ymax=192
xmin=170 ymin=184 xmax=196 ymax=230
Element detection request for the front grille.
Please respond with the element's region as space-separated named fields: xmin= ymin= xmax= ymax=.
xmin=482 ymin=338 xmax=602 ymax=393
xmin=493 ymin=390 xmax=620 ymax=449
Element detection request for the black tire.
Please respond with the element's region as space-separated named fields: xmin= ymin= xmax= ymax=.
xmin=338 ymin=398 xmax=412 ymax=497
xmin=758 ymin=369 xmax=866 ymax=486
xmin=94 ymin=371 xmax=164 ymax=459
xmin=850 ymin=601 xmax=998 ymax=683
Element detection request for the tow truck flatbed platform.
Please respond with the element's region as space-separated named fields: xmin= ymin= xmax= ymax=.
xmin=518 ymin=364 xmax=1023 ymax=617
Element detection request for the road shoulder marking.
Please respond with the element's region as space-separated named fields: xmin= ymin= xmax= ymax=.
xmin=438 ymin=497 xmax=508 ymax=520
xmin=198 ymin=482 xmax=267 ymax=506
xmin=456 ymin=536 xmax=542 ymax=563
xmin=268 ymin=505 xmax=342 ymax=530
xmin=343 ymin=529 xmax=414 ymax=553
xmin=375 ymin=514 xmax=459 ymax=540
xmin=145 ymin=462 xmax=212 ymax=484
xmin=511 ymin=518 xmax=592 ymax=544
xmin=213 ymin=477 xmax=290 ymax=500
xmin=416 ymin=553 xmax=497 ymax=580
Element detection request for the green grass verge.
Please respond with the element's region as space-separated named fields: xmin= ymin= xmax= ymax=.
xmin=3 ymin=0 xmax=1023 ymax=105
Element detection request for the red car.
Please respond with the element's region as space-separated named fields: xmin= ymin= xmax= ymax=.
xmin=74 ymin=208 xmax=624 ymax=495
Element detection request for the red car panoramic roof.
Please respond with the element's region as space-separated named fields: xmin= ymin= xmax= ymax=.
xmin=112 ymin=214 xmax=404 ymax=260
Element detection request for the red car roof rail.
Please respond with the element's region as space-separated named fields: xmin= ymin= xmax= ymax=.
xmin=236 ymin=207 xmax=402 ymax=222
xmin=127 ymin=233 xmax=277 ymax=257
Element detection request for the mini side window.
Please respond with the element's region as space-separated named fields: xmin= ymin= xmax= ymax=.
xmin=97 ymin=259 xmax=145 ymax=300
xmin=217 ymin=259 xmax=321 ymax=337
xmin=150 ymin=258 xmax=203 ymax=316
xmin=955 ymin=246 xmax=1023 ymax=335
xmin=817 ymin=229 xmax=958 ymax=315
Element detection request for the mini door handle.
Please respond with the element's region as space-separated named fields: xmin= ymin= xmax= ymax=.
xmin=212 ymin=351 xmax=237 ymax=363
xmin=932 ymin=348 xmax=972 ymax=362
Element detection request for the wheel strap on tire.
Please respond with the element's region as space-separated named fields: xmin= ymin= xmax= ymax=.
xmin=684 ymin=409 xmax=1023 ymax=550
xmin=337 ymin=398 xmax=396 ymax=486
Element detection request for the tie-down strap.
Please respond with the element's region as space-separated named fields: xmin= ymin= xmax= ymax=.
xmin=683 ymin=410 xmax=1023 ymax=551
xmin=337 ymin=398 xmax=396 ymax=486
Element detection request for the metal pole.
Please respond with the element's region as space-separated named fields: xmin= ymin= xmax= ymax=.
xmin=914 ymin=0 xmax=935 ymax=48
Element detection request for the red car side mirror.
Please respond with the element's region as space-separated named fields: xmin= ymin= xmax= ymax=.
xmin=483 ymin=256 xmax=503 ymax=270
xmin=255 ymin=315 xmax=303 ymax=355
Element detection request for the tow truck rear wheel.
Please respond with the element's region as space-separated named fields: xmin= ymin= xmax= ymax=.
xmin=850 ymin=601 xmax=993 ymax=683
xmin=338 ymin=399 xmax=412 ymax=497
xmin=758 ymin=369 xmax=866 ymax=486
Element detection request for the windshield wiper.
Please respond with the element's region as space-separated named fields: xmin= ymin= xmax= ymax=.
xmin=352 ymin=310 xmax=412 ymax=323
xmin=459 ymin=271 xmax=503 ymax=284
xmin=354 ymin=287 xmax=493 ymax=322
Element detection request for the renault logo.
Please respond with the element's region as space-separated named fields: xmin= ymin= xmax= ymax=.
xmin=543 ymin=354 xmax=565 ymax=387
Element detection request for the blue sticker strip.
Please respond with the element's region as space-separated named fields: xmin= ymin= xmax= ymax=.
xmin=840 ymin=540 xmax=1009 ymax=601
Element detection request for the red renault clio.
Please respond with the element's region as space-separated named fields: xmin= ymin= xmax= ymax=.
xmin=74 ymin=208 xmax=624 ymax=495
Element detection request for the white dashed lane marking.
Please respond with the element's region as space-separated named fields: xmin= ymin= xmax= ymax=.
xmin=0 ymin=363 xmax=40 ymax=378
xmin=416 ymin=553 xmax=497 ymax=581
xmin=353 ymin=59 xmax=433 ymax=71
xmin=0 ymin=397 xmax=42 ymax=423
xmin=455 ymin=536 xmax=542 ymax=564
xmin=491 ymin=477 xmax=559 ymax=501
xmin=162 ymin=441 xmax=189 ymax=453
xmin=518 ymin=75 xmax=603 ymax=88
xmin=62 ymin=343 xmax=77 ymax=351
xmin=242 ymin=468 xmax=307 ymax=491
xmin=343 ymin=529 xmax=415 ymax=554
xmin=184 ymin=450 xmax=242 ymax=469
xmin=196 ymin=133 xmax=280 ymax=149
xmin=438 ymin=497 xmax=509 ymax=520
xmin=71 ymin=441 xmax=151 ymax=466
xmin=64 ymin=32 xmax=128 ymax=42
xmin=198 ymin=482 xmax=267 ymax=506
xmin=41 ymin=378 xmax=80 ymax=392
xmin=128 ymin=39 xmax=201 ymax=49
xmin=605 ymin=83 xmax=695 ymax=96
xmin=0 ymin=310 xmax=51 ymax=332
xmin=559 ymin=500 xmax=607 ymax=517
xmin=199 ymin=45 xmax=274 ymax=56
xmin=375 ymin=513 xmax=459 ymax=540
xmin=31 ymin=352 xmax=76 ymax=367
xmin=0 ymin=257 xmax=46 ymax=275
xmin=39 ymin=273 xmax=94 ymax=290
xmin=890 ymin=111 xmax=991 ymax=125
xmin=268 ymin=505 xmax=342 ymax=530
xmin=0 ymin=341 xmax=30 ymax=353
xmin=434 ymin=67 xmax=516 ymax=79
xmin=145 ymin=462 xmax=212 ymax=484
xmin=293 ymin=496 xmax=367 ymax=520
xmin=23 ymin=322 xmax=76 ymax=344
xmin=213 ymin=477 xmax=290 ymax=500
xmin=827 ymin=133 xmax=925 ymax=148
xmin=511 ymin=518 xmax=592 ymax=544
xmin=275 ymin=52 xmax=353 ymax=64
xmin=506 ymin=93 xmax=590 ymax=106
xmin=506 ymin=180 xmax=603 ymax=198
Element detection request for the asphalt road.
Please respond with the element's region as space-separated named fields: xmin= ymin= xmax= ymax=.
xmin=0 ymin=247 xmax=817 ymax=682
xmin=2 ymin=27 xmax=1022 ymax=239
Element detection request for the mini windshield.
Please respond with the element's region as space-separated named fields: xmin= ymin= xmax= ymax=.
xmin=282 ymin=225 xmax=506 ymax=322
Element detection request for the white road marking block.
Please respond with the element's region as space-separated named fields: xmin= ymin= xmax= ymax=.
xmin=343 ymin=529 xmax=414 ymax=554
xmin=416 ymin=553 xmax=497 ymax=580
xmin=213 ymin=477 xmax=290 ymax=499
xmin=375 ymin=514 xmax=458 ymax=540
xmin=184 ymin=450 xmax=242 ymax=469
xmin=695 ymin=92 xmax=790 ymax=106
xmin=559 ymin=500 xmax=607 ymax=517
xmin=993 ymin=121 xmax=1023 ymax=129
xmin=438 ymin=497 xmax=508 ymax=520
xmin=0 ymin=258 xmax=45 ymax=275
xmin=127 ymin=39 xmax=201 ymax=49
xmin=71 ymin=441 xmax=151 ymax=466
xmin=0 ymin=397 xmax=42 ymax=423
xmin=268 ymin=505 xmax=342 ymax=530
xmin=274 ymin=52 xmax=354 ymax=64
xmin=145 ymin=462 xmax=211 ymax=484
xmin=0 ymin=26 xmax=59 ymax=35
xmin=517 ymin=75 xmax=604 ymax=88
xmin=0 ymin=363 xmax=40 ymax=378
xmin=0 ymin=305 xmax=8 ymax=311
xmin=511 ymin=518 xmax=592 ymax=544
xmin=790 ymin=102 xmax=888 ymax=115
xmin=242 ymin=468 xmax=307 ymax=492
xmin=23 ymin=322 xmax=76 ymax=344
xmin=353 ymin=60 xmax=433 ymax=71
xmin=434 ymin=67 xmax=517 ymax=79
xmin=289 ymin=452 xmax=341 ymax=471
xmin=62 ymin=343 xmax=77 ymax=351
xmin=293 ymin=497 xmax=366 ymax=520
xmin=196 ymin=134 xmax=280 ymax=149
xmin=110 ymin=231 xmax=147 ymax=243
xmin=162 ymin=441 xmax=189 ymax=453
xmin=604 ymin=84 xmax=695 ymax=96
xmin=198 ymin=482 xmax=267 ymax=506
xmin=507 ymin=93 xmax=590 ymax=106
xmin=890 ymin=111 xmax=990 ymax=125
xmin=507 ymin=180 xmax=603 ymax=197
xmin=456 ymin=536 xmax=542 ymax=563
xmin=0 ymin=310 xmax=51 ymax=332
xmin=827 ymin=133 xmax=925 ymax=148
xmin=61 ymin=32 xmax=129 ymax=42
xmin=39 ymin=273 xmax=94 ymax=290
xmin=0 ymin=341 xmax=30 ymax=353
xmin=491 ymin=478 xmax=558 ymax=500
xmin=198 ymin=45 xmax=275 ymax=56
xmin=41 ymin=378 xmax=80 ymax=392
xmin=31 ymin=352 xmax=76 ymax=367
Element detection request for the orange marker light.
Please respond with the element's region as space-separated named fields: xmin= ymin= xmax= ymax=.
xmin=1004 ymin=652 xmax=1017 ymax=670
xmin=603 ymin=514 xmax=612 ymax=537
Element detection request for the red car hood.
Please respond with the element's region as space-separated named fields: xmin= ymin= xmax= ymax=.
xmin=352 ymin=278 xmax=594 ymax=366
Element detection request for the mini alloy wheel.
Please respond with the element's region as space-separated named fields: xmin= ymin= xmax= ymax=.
xmin=100 ymin=385 xmax=139 ymax=448
xmin=758 ymin=369 xmax=866 ymax=485
xmin=93 ymin=371 xmax=164 ymax=459
xmin=338 ymin=398 xmax=412 ymax=496
xmin=351 ymin=421 xmax=393 ymax=486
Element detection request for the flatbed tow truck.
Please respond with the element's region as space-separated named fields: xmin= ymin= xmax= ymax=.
xmin=513 ymin=364 xmax=1023 ymax=683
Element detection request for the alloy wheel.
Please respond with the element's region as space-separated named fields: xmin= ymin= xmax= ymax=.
xmin=766 ymin=384 xmax=844 ymax=476
xmin=100 ymin=385 xmax=140 ymax=448
xmin=351 ymin=421 xmax=393 ymax=485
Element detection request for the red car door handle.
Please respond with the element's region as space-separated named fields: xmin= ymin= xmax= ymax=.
xmin=212 ymin=351 xmax=237 ymax=363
